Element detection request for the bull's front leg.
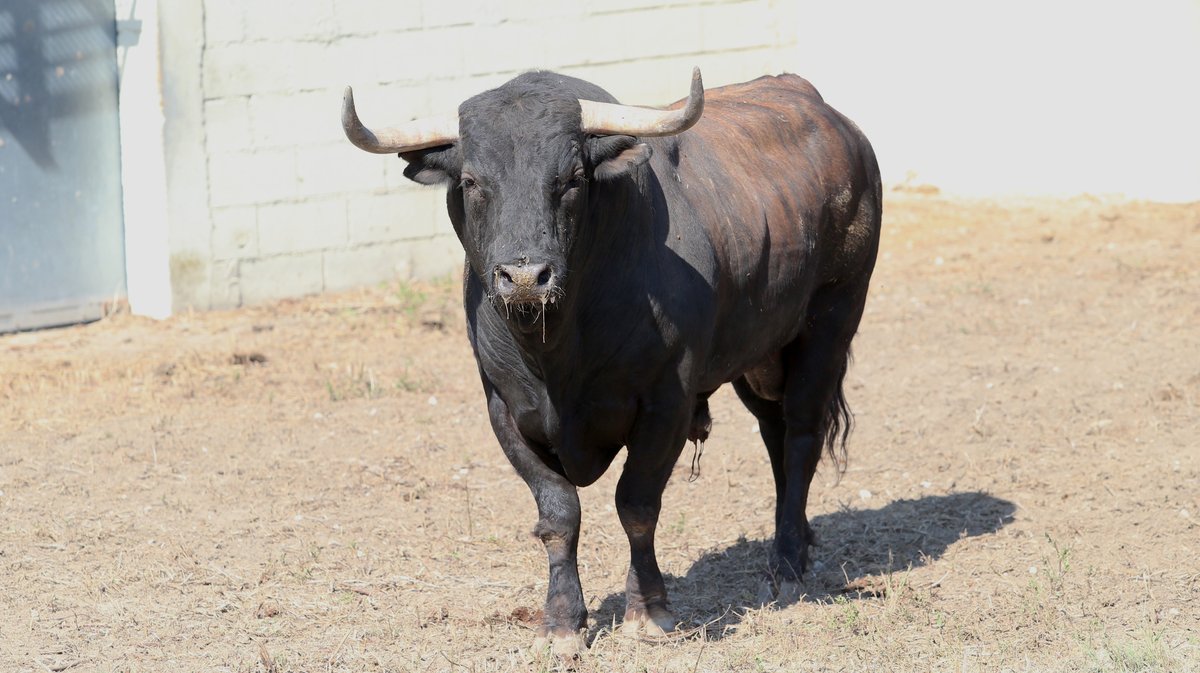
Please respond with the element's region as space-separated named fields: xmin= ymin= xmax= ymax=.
xmin=484 ymin=391 xmax=587 ymax=656
xmin=616 ymin=406 xmax=689 ymax=637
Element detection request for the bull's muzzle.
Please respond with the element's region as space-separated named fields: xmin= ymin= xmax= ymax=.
xmin=494 ymin=262 xmax=556 ymax=305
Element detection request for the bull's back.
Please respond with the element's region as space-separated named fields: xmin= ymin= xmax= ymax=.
xmin=652 ymin=74 xmax=881 ymax=386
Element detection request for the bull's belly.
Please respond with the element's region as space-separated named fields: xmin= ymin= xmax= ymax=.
xmin=697 ymin=301 xmax=807 ymax=397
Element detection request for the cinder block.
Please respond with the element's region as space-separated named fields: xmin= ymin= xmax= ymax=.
xmin=242 ymin=0 xmax=335 ymax=41
xmin=240 ymin=252 xmax=324 ymax=304
xmin=257 ymin=198 xmax=348 ymax=255
xmin=296 ymin=142 xmax=388 ymax=197
xmin=493 ymin=1 xmax=587 ymax=22
xmin=460 ymin=22 xmax=549 ymax=76
xmin=390 ymin=28 xmax=466 ymax=81
xmin=613 ymin=6 xmax=704 ymax=63
xmin=170 ymin=250 xmax=212 ymax=312
xmin=323 ymin=242 xmax=413 ymax=291
xmin=557 ymin=12 xmax=630 ymax=65
xmin=211 ymin=205 xmax=258 ymax=260
xmin=422 ymin=73 xmax=511 ymax=117
xmin=421 ymin=0 xmax=483 ymax=28
xmin=407 ymin=235 xmax=464 ymax=280
xmin=331 ymin=35 xmax=394 ymax=87
xmin=204 ymin=42 xmax=341 ymax=98
xmin=287 ymin=42 xmax=349 ymax=91
xmin=249 ymin=89 xmax=345 ymax=149
xmin=336 ymin=31 xmax=463 ymax=86
xmin=208 ymin=259 xmax=242 ymax=309
xmin=347 ymin=189 xmax=446 ymax=244
xmin=208 ymin=148 xmax=298 ymax=207
xmin=204 ymin=2 xmax=244 ymax=44
xmin=766 ymin=0 xmax=800 ymax=50
xmin=333 ymin=0 xmax=424 ymax=36
xmin=700 ymin=0 xmax=773 ymax=53
xmin=554 ymin=7 xmax=702 ymax=67
xmin=540 ymin=20 xmax=596 ymax=69
xmin=587 ymin=0 xmax=694 ymax=14
xmin=205 ymin=97 xmax=252 ymax=153
xmin=204 ymin=44 xmax=268 ymax=98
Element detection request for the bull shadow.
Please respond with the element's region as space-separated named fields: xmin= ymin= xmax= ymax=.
xmin=587 ymin=491 xmax=1015 ymax=641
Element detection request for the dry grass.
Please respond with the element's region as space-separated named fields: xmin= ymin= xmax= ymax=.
xmin=1 ymin=195 xmax=1198 ymax=672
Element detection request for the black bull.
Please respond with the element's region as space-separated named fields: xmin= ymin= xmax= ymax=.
xmin=343 ymin=69 xmax=881 ymax=652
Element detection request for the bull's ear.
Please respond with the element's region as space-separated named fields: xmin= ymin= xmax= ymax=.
xmin=399 ymin=145 xmax=461 ymax=186
xmin=587 ymin=135 xmax=652 ymax=182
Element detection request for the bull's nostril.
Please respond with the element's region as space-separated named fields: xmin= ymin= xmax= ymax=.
xmin=496 ymin=262 xmax=553 ymax=296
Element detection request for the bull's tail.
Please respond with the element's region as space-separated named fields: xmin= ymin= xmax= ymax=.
xmin=821 ymin=347 xmax=854 ymax=474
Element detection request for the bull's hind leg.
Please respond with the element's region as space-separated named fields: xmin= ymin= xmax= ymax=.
xmin=732 ymin=375 xmax=797 ymax=603
xmin=738 ymin=281 xmax=870 ymax=595
xmin=731 ymin=378 xmax=787 ymax=530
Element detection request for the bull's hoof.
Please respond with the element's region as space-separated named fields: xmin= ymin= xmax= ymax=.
xmin=531 ymin=628 xmax=586 ymax=660
xmin=756 ymin=578 xmax=804 ymax=606
xmin=776 ymin=579 xmax=803 ymax=604
xmin=619 ymin=605 xmax=677 ymax=638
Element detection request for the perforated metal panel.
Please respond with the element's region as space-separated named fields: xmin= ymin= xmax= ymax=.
xmin=0 ymin=0 xmax=125 ymax=333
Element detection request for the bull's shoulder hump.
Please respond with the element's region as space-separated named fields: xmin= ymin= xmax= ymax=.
xmin=680 ymin=73 xmax=842 ymax=152
xmin=701 ymin=73 xmax=823 ymax=105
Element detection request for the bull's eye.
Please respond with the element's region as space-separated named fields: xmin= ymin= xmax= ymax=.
xmin=460 ymin=175 xmax=478 ymax=191
xmin=563 ymin=172 xmax=586 ymax=194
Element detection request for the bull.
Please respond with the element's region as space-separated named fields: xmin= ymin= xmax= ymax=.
xmin=342 ymin=68 xmax=881 ymax=655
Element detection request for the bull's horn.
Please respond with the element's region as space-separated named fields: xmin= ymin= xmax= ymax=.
xmin=341 ymin=86 xmax=459 ymax=154
xmin=579 ymin=67 xmax=704 ymax=137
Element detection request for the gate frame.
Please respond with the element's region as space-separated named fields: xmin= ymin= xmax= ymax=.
xmin=115 ymin=0 xmax=172 ymax=319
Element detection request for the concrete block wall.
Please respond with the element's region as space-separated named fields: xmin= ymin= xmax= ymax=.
xmin=172 ymin=0 xmax=798 ymax=309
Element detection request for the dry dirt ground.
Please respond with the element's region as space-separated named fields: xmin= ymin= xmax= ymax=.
xmin=2 ymin=195 xmax=1198 ymax=673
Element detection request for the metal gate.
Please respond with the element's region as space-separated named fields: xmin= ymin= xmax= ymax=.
xmin=0 ymin=0 xmax=125 ymax=333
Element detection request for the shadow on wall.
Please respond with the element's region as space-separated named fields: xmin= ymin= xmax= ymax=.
xmin=590 ymin=491 xmax=1016 ymax=640
xmin=0 ymin=0 xmax=117 ymax=170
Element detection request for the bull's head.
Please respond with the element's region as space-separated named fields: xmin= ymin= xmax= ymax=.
xmin=341 ymin=69 xmax=703 ymax=328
